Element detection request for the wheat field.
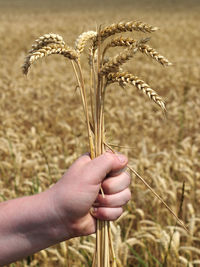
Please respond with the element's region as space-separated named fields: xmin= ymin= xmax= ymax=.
xmin=0 ymin=0 xmax=200 ymax=266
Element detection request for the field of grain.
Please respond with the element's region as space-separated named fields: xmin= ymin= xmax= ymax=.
xmin=0 ymin=0 xmax=200 ymax=266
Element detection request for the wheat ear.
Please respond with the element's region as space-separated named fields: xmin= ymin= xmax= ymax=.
xmin=103 ymin=36 xmax=137 ymax=57
xmin=102 ymin=36 xmax=150 ymax=59
xmin=106 ymin=72 xmax=166 ymax=110
xmin=100 ymin=45 xmax=138 ymax=75
xmin=103 ymin=36 xmax=171 ymax=66
xmin=75 ymin=31 xmax=97 ymax=54
xmin=93 ymin=21 xmax=158 ymax=48
xmin=139 ymin=44 xmax=172 ymax=66
xmin=22 ymin=43 xmax=78 ymax=75
xmin=29 ymin=33 xmax=65 ymax=53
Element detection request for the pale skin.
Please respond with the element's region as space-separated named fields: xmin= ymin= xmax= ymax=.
xmin=0 ymin=152 xmax=131 ymax=266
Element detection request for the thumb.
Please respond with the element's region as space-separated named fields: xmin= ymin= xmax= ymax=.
xmin=85 ymin=152 xmax=128 ymax=184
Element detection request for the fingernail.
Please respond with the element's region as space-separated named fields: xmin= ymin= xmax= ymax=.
xmin=116 ymin=154 xmax=126 ymax=163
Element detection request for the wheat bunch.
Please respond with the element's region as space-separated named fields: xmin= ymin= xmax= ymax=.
xmin=22 ymin=20 xmax=187 ymax=267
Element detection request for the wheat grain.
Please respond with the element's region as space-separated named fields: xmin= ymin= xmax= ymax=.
xmin=75 ymin=31 xmax=97 ymax=54
xmin=22 ymin=43 xmax=78 ymax=74
xmin=107 ymin=72 xmax=166 ymax=110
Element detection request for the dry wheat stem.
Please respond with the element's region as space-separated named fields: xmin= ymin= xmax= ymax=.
xmin=73 ymin=60 xmax=95 ymax=159
xmin=29 ymin=33 xmax=65 ymax=53
xmin=22 ymin=44 xmax=78 ymax=75
xmin=106 ymin=72 xmax=166 ymax=110
xmin=108 ymin=225 xmax=117 ymax=267
xmin=104 ymin=142 xmax=188 ymax=233
xmin=95 ymin=29 xmax=113 ymax=267
xmin=89 ymin=49 xmax=96 ymax=127
xmin=127 ymin=165 xmax=188 ymax=233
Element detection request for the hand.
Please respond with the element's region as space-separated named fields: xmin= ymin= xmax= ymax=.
xmin=49 ymin=152 xmax=131 ymax=240
xmin=0 ymin=152 xmax=131 ymax=265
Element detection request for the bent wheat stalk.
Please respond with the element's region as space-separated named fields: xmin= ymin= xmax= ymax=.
xmin=22 ymin=21 xmax=186 ymax=267
xmin=104 ymin=142 xmax=188 ymax=233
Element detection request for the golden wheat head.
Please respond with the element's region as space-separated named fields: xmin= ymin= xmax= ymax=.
xmin=107 ymin=72 xmax=166 ymax=110
xmin=102 ymin=36 xmax=172 ymax=66
xmin=139 ymin=43 xmax=172 ymax=66
xmin=75 ymin=31 xmax=97 ymax=54
xmin=29 ymin=33 xmax=66 ymax=53
xmin=22 ymin=43 xmax=78 ymax=75
xmin=102 ymin=36 xmax=150 ymax=58
xmin=93 ymin=21 xmax=158 ymax=48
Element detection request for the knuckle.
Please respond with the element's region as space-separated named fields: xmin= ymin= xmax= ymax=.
xmin=104 ymin=152 xmax=115 ymax=164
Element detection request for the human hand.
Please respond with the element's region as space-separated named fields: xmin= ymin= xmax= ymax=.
xmin=48 ymin=152 xmax=131 ymax=241
xmin=0 ymin=152 xmax=131 ymax=264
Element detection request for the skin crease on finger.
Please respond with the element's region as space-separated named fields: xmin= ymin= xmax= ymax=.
xmin=93 ymin=188 xmax=131 ymax=208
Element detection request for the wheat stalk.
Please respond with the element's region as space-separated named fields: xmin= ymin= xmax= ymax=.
xmin=106 ymin=71 xmax=166 ymax=110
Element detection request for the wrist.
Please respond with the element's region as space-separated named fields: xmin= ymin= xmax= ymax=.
xmin=47 ymin=185 xmax=95 ymax=240
xmin=40 ymin=188 xmax=72 ymax=243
